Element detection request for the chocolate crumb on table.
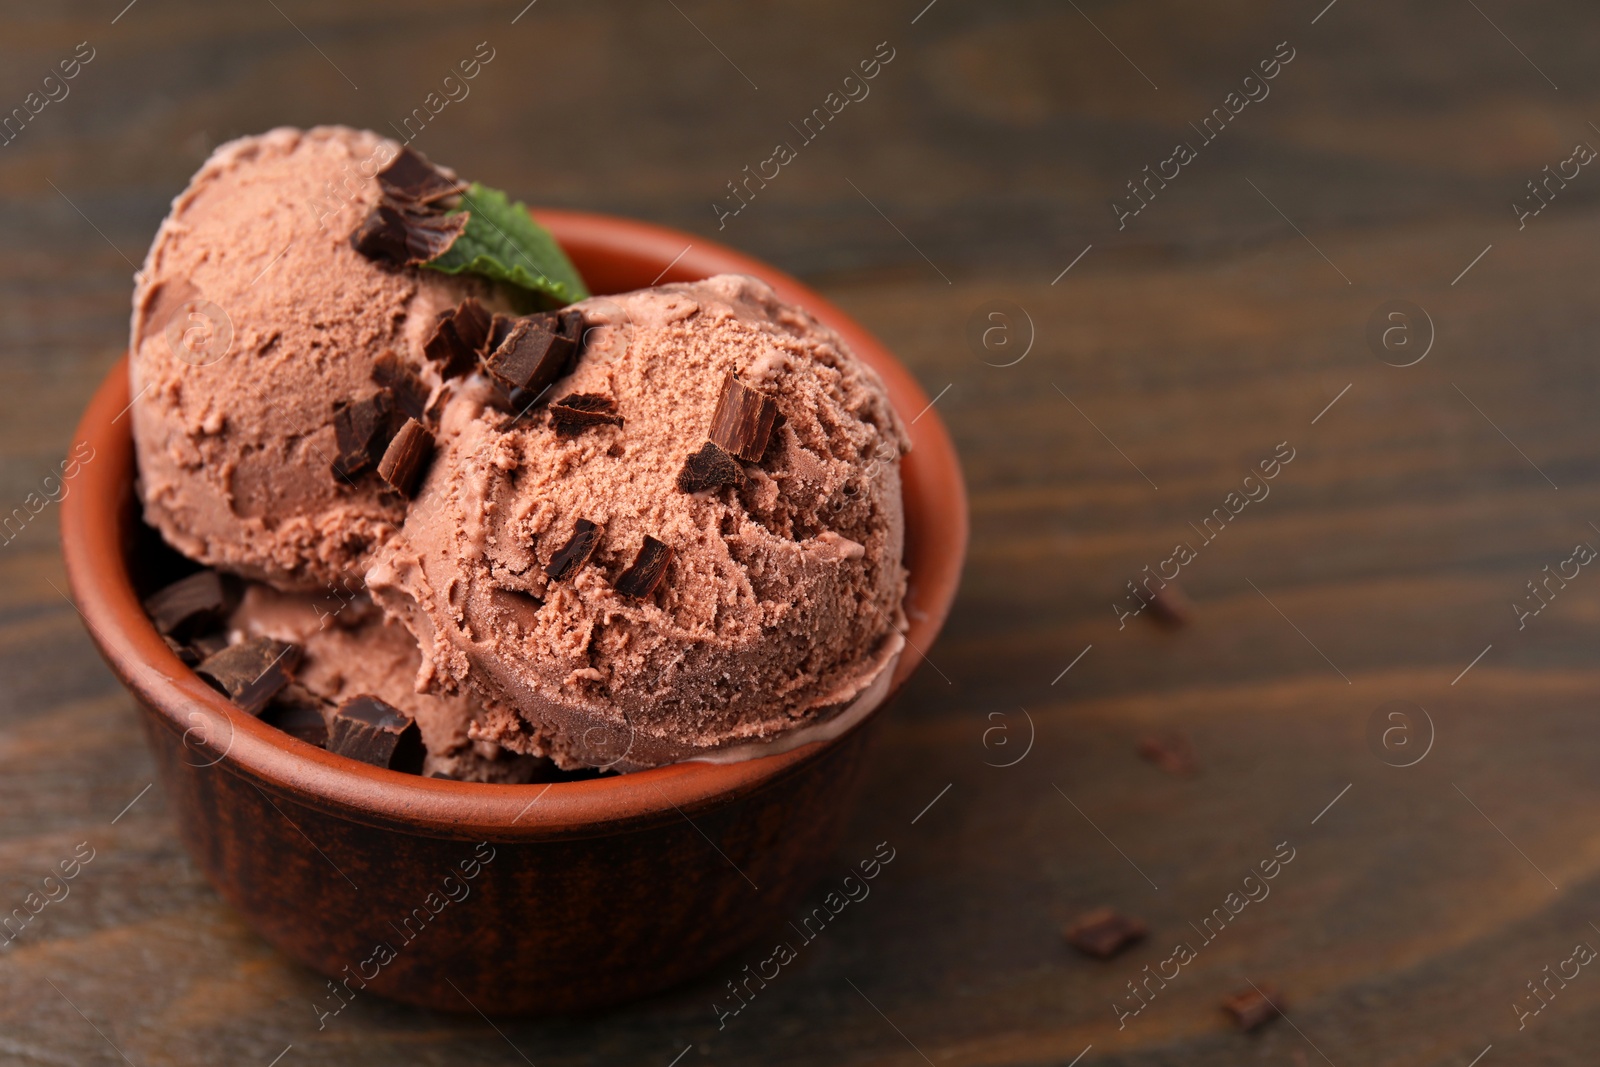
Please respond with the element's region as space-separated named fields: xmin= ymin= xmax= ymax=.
xmin=1063 ymin=907 xmax=1148 ymax=959
xmin=708 ymin=372 xmax=778 ymax=462
xmin=545 ymin=519 xmax=602 ymax=581
xmin=195 ymin=637 xmax=301 ymax=717
xmin=1221 ymin=984 xmax=1282 ymax=1031
xmin=615 ymin=536 xmax=673 ymax=599
xmin=1146 ymin=581 xmax=1193 ymax=627
xmin=328 ymin=695 xmax=425 ymax=773
xmin=676 ymin=440 xmax=745 ymax=493
xmin=1137 ymin=730 xmax=1198 ymax=776
xmin=377 ymin=418 xmax=433 ymax=497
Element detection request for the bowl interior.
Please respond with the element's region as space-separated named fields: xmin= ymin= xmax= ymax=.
xmin=61 ymin=210 xmax=968 ymax=840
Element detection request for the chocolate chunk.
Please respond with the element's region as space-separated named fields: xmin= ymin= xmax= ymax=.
xmin=332 ymin=391 xmax=396 ymax=479
xmin=196 ymin=637 xmax=301 ymax=717
xmin=1221 ymin=985 xmax=1281 ymax=1031
xmin=350 ymin=201 xmax=468 ymax=267
xmin=559 ymin=309 xmax=586 ymax=350
xmin=485 ymin=314 xmax=574 ymax=396
xmin=424 ymin=299 xmax=493 ymax=380
xmin=162 ymin=635 xmax=201 ymax=667
xmin=143 ymin=570 xmax=233 ymax=640
xmin=376 ymin=418 xmax=433 ymax=497
xmin=677 ymin=441 xmax=746 ymax=493
xmin=1146 ymin=582 xmax=1193 ymax=627
xmin=1137 ymin=730 xmax=1197 ymax=776
xmin=489 ymin=312 xmax=518 ymax=354
xmin=708 ymin=372 xmax=778 ymax=462
xmin=614 ymin=536 xmax=673 ymax=599
xmin=453 ymin=297 xmax=493 ymax=352
xmin=1063 ymin=907 xmax=1147 ymax=959
xmin=423 ymin=316 xmax=478 ymax=381
xmin=372 ymin=350 xmax=429 ymax=421
xmin=262 ymin=697 xmax=329 ymax=748
xmin=545 ymin=519 xmax=602 ymax=581
xmin=549 ymin=393 xmax=623 ymax=437
xmin=328 ymin=695 xmax=425 ymax=773
xmin=190 ymin=632 xmax=229 ymax=659
xmin=375 ymin=146 xmax=467 ymax=205
xmin=398 ymin=210 xmax=469 ymax=264
xmin=350 ymin=203 xmax=412 ymax=263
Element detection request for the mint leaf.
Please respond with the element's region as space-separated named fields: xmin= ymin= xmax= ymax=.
xmin=423 ymin=183 xmax=589 ymax=306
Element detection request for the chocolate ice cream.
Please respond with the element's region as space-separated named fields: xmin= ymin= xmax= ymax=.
xmin=131 ymin=128 xmax=910 ymax=773
xmin=129 ymin=126 xmax=506 ymax=590
xmin=226 ymin=584 xmax=547 ymax=782
xmin=367 ymin=275 xmax=909 ymax=770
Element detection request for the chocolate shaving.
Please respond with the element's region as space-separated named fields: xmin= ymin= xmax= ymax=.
xmin=1063 ymin=907 xmax=1147 ymax=960
xmin=262 ymin=696 xmax=329 ymax=748
xmin=376 ymin=418 xmax=433 ymax=497
xmin=708 ymin=372 xmax=778 ymax=462
xmin=1221 ymin=985 xmax=1282 ymax=1031
xmin=350 ymin=203 xmax=412 ymax=263
xmin=398 ymin=210 xmax=469 ymax=264
xmin=196 ymin=637 xmax=301 ymax=717
xmin=677 ymin=441 xmax=746 ymax=493
xmin=376 ymin=146 xmax=467 ymax=205
xmin=559 ymin=309 xmax=586 ymax=351
xmin=190 ymin=632 xmax=228 ymax=659
xmin=351 ymin=149 xmax=472 ymax=268
xmin=332 ymin=391 xmax=396 ymax=480
xmin=163 ymin=635 xmax=201 ymax=667
xmin=615 ymin=536 xmax=673 ymax=599
xmin=549 ymin=393 xmax=623 ymax=437
xmin=545 ymin=519 xmax=602 ymax=581
xmin=350 ymin=200 xmax=469 ymax=267
xmin=485 ymin=313 xmax=574 ymax=396
xmin=453 ymin=297 xmax=493 ymax=352
xmin=372 ymin=350 xmax=429 ymax=421
xmin=328 ymin=695 xmax=425 ymax=773
xmin=424 ymin=299 xmax=492 ymax=380
xmin=143 ymin=570 xmax=234 ymax=640
xmin=489 ymin=312 xmax=518 ymax=353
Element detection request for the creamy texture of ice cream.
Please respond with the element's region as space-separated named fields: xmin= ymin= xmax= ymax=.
xmin=366 ymin=275 xmax=909 ymax=770
xmin=131 ymin=126 xmax=911 ymax=773
xmin=129 ymin=126 xmax=499 ymax=591
xmin=226 ymin=585 xmax=547 ymax=782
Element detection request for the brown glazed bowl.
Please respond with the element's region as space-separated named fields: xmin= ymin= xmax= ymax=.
xmin=60 ymin=210 xmax=966 ymax=1015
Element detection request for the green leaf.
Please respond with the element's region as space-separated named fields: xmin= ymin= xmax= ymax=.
xmin=423 ymin=183 xmax=589 ymax=306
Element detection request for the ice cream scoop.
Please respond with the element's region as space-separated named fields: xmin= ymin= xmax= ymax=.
xmin=367 ymin=274 xmax=909 ymax=770
xmin=225 ymin=584 xmax=547 ymax=783
xmin=128 ymin=126 xmax=503 ymax=590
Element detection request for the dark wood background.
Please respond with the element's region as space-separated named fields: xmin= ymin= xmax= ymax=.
xmin=6 ymin=0 xmax=1600 ymax=1063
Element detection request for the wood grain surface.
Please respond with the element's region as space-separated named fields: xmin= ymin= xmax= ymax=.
xmin=5 ymin=1 xmax=1600 ymax=1064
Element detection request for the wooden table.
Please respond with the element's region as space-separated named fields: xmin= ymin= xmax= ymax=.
xmin=4 ymin=1 xmax=1600 ymax=1063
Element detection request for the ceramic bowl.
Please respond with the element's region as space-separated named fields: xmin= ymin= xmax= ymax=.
xmin=60 ymin=210 xmax=966 ymax=1014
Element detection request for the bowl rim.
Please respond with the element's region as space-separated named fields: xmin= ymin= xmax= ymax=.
xmin=60 ymin=208 xmax=967 ymax=842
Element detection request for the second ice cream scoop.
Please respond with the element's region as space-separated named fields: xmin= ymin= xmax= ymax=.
xmin=368 ymin=275 xmax=909 ymax=770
